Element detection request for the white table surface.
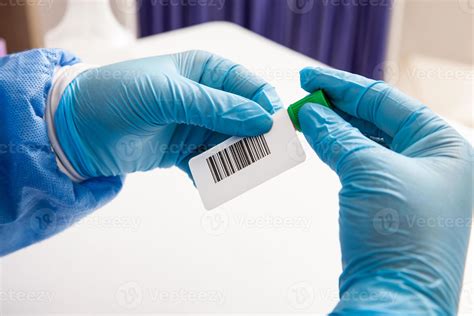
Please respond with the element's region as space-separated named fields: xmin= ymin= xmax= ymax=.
xmin=1 ymin=22 xmax=472 ymax=315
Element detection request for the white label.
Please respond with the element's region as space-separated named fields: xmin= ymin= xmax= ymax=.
xmin=189 ymin=110 xmax=306 ymax=210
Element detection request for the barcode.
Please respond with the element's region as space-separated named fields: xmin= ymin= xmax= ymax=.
xmin=206 ymin=135 xmax=271 ymax=183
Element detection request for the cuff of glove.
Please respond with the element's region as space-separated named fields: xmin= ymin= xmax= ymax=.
xmin=46 ymin=63 xmax=97 ymax=182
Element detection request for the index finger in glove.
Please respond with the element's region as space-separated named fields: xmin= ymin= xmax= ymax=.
xmin=299 ymin=67 xmax=448 ymax=151
xmin=173 ymin=50 xmax=283 ymax=114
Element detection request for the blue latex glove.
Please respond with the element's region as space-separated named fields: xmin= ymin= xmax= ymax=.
xmin=54 ymin=50 xmax=282 ymax=180
xmin=298 ymin=67 xmax=473 ymax=315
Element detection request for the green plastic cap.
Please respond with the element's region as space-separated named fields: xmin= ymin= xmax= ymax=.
xmin=287 ymin=90 xmax=333 ymax=131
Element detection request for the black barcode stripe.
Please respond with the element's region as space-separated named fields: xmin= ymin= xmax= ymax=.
xmin=236 ymin=141 xmax=246 ymax=168
xmin=218 ymin=152 xmax=228 ymax=178
xmin=223 ymin=150 xmax=234 ymax=174
xmin=206 ymin=135 xmax=271 ymax=183
xmin=230 ymin=146 xmax=240 ymax=171
xmin=244 ymin=138 xmax=254 ymax=163
xmin=206 ymin=159 xmax=217 ymax=183
xmin=208 ymin=156 xmax=219 ymax=182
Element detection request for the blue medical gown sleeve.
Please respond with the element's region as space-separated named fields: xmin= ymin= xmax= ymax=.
xmin=0 ymin=49 xmax=124 ymax=256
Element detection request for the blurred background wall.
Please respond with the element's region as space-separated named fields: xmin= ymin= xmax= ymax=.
xmin=0 ymin=0 xmax=137 ymax=53
xmin=138 ymin=0 xmax=392 ymax=80
xmin=36 ymin=0 xmax=138 ymax=39
xmin=387 ymin=0 xmax=473 ymax=127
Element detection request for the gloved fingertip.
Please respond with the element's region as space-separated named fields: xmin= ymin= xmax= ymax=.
xmin=217 ymin=100 xmax=274 ymax=137
xmin=253 ymin=86 xmax=284 ymax=114
xmin=243 ymin=111 xmax=274 ymax=136
xmin=299 ymin=67 xmax=317 ymax=85
xmin=298 ymin=102 xmax=336 ymax=131
xmin=298 ymin=102 xmax=348 ymax=150
xmin=300 ymin=67 xmax=327 ymax=92
xmin=298 ymin=102 xmax=379 ymax=173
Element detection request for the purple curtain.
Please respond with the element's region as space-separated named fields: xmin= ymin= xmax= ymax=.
xmin=139 ymin=0 xmax=392 ymax=79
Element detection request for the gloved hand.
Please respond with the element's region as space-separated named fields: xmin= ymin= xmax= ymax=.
xmin=53 ymin=50 xmax=282 ymax=180
xmin=298 ymin=67 xmax=473 ymax=315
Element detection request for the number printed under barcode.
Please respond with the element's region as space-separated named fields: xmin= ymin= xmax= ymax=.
xmin=206 ymin=135 xmax=271 ymax=183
